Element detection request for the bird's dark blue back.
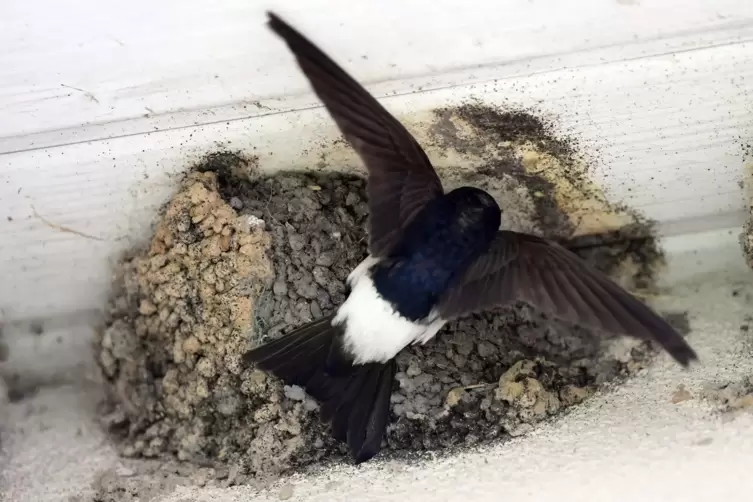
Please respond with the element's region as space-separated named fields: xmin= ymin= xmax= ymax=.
xmin=372 ymin=187 xmax=501 ymax=321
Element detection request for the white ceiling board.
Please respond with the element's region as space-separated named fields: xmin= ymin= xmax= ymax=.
xmin=2 ymin=0 xmax=753 ymax=152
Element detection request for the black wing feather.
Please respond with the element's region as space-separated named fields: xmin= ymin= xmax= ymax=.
xmin=267 ymin=12 xmax=444 ymax=257
xmin=438 ymin=231 xmax=698 ymax=366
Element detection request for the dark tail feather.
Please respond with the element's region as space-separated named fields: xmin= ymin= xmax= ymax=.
xmin=243 ymin=315 xmax=396 ymax=463
xmin=243 ymin=315 xmax=335 ymax=386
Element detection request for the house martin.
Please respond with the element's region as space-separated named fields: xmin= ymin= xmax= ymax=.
xmin=244 ymin=12 xmax=698 ymax=464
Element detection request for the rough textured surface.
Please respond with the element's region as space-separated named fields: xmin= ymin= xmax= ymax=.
xmin=93 ymin=107 xmax=688 ymax=495
xmin=701 ymin=376 xmax=753 ymax=415
xmin=95 ymin=170 xmax=304 ymax=475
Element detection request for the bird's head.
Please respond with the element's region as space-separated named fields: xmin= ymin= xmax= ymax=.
xmin=446 ymin=186 xmax=501 ymax=234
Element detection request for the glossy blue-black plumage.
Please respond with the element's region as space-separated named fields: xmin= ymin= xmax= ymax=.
xmin=372 ymin=187 xmax=501 ymax=321
xmin=243 ymin=13 xmax=699 ymax=468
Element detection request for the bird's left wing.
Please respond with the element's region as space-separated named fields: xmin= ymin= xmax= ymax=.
xmin=437 ymin=231 xmax=698 ymax=366
xmin=267 ymin=13 xmax=444 ymax=257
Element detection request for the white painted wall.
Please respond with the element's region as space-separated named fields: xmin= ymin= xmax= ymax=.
xmin=1 ymin=0 xmax=752 ymax=321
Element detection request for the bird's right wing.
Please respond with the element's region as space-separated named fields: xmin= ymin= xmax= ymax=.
xmin=437 ymin=231 xmax=698 ymax=366
xmin=267 ymin=13 xmax=445 ymax=258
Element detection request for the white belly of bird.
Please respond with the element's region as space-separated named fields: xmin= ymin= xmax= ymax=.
xmin=332 ymin=255 xmax=447 ymax=364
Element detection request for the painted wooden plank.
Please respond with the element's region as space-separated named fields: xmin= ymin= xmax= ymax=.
xmin=2 ymin=0 xmax=753 ymax=153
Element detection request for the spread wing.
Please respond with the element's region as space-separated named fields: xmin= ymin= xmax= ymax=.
xmin=268 ymin=13 xmax=444 ymax=257
xmin=438 ymin=231 xmax=698 ymax=366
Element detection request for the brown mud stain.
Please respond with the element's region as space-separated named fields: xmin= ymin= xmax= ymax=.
xmin=421 ymin=103 xmax=665 ymax=291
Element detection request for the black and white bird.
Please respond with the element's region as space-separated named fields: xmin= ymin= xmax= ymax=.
xmin=244 ymin=12 xmax=698 ymax=464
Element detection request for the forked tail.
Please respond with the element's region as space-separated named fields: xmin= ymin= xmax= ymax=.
xmin=242 ymin=314 xmax=396 ymax=463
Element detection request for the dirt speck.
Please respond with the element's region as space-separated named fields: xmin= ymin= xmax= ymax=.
xmin=694 ymin=437 xmax=714 ymax=446
xmin=30 ymin=320 xmax=44 ymax=336
xmin=671 ymin=384 xmax=693 ymax=404
xmin=95 ymin=106 xmax=680 ymax=495
xmin=740 ymin=161 xmax=753 ymax=270
xmin=1 ymin=370 xmax=39 ymax=403
xmin=0 ymin=338 xmax=9 ymax=362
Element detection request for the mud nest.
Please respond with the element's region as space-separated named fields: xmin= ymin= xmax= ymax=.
xmin=95 ymin=148 xmax=687 ymax=483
